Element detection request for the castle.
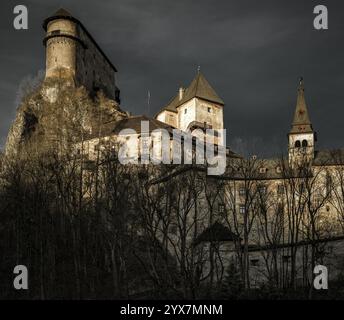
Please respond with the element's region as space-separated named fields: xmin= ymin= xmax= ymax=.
xmin=4 ymin=8 xmax=344 ymax=291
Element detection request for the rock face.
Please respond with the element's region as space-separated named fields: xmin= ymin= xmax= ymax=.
xmin=4 ymin=79 xmax=128 ymax=160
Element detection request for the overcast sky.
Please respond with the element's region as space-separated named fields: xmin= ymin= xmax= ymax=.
xmin=1 ymin=0 xmax=343 ymax=156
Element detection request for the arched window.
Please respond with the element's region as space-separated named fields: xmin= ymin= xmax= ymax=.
xmin=295 ymin=140 xmax=301 ymax=148
xmin=302 ymin=140 xmax=308 ymax=147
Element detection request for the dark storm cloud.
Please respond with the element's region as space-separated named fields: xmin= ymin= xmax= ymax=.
xmin=1 ymin=0 xmax=344 ymax=156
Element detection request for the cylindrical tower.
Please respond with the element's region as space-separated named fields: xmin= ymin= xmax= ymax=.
xmin=43 ymin=8 xmax=80 ymax=79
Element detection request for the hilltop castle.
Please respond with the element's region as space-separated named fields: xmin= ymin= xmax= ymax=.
xmin=4 ymin=8 xmax=344 ymax=291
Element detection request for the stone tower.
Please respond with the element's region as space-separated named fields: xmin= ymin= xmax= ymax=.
xmin=156 ymin=71 xmax=225 ymax=144
xmin=43 ymin=8 xmax=120 ymax=103
xmin=288 ymin=78 xmax=315 ymax=165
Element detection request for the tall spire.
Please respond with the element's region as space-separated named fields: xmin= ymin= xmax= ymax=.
xmin=290 ymin=77 xmax=313 ymax=134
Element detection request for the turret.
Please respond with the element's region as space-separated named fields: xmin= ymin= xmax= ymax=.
xmin=42 ymin=8 xmax=120 ymax=103
xmin=288 ymin=78 xmax=316 ymax=165
xmin=43 ymin=8 xmax=80 ymax=79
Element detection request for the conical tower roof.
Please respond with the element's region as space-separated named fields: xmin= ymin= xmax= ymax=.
xmin=52 ymin=8 xmax=73 ymax=17
xmin=290 ymin=77 xmax=313 ymax=134
xmin=43 ymin=7 xmax=75 ymax=30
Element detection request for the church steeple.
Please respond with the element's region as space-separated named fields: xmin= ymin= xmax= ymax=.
xmin=290 ymin=77 xmax=313 ymax=134
xmin=288 ymin=77 xmax=315 ymax=165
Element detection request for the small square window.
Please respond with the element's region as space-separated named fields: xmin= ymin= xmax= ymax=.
xmin=251 ymin=259 xmax=259 ymax=267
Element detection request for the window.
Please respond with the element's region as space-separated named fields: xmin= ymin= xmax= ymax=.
xmin=239 ymin=205 xmax=246 ymax=214
xmin=184 ymin=108 xmax=187 ymax=114
xmin=283 ymin=255 xmax=291 ymax=263
xmin=94 ymin=144 xmax=100 ymax=152
xmin=251 ymin=259 xmax=259 ymax=267
xmin=258 ymin=185 xmax=267 ymax=193
xmin=302 ymin=140 xmax=308 ymax=147
xmin=277 ymin=184 xmax=284 ymax=195
xmin=51 ymin=30 xmax=60 ymax=35
xmin=208 ymin=107 xmax=212 ymax=113
xmin=326 ymin=173 xmax=332 ymax=195
xmin=169 ymin=224 xmax=177 ymax=235
xmin=239 ymin=188 xmax=245 ymax=196
xmin=295 ymin=140 xmax=301 ymax=148
xmin=219 ymin=203 xmax=225 ymax=213
xmin=259 ymin=167 xmax=267 ymax=174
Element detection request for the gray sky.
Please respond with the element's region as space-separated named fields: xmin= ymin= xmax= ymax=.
xmin=1 ymin=0 xmax=343 ymax=156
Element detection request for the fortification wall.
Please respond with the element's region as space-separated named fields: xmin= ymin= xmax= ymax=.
xmin=75 ymin=24 xmax=118 ymax=101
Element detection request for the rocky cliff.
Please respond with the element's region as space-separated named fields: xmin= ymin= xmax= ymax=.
xmin=4 ymin=78 xmax=128 ymax=160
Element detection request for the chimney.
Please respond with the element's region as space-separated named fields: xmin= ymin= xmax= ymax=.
xmin=179 ymin=87 xmax=184 ymax=100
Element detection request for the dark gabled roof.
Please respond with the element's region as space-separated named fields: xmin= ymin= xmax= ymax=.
xmin=43 ymin=8 xmax=118 ymax=72
xmin=112 ymin=115 xmax=175 ymax=135
xmin=290 ymin=78 xmax=313 ymax=134
xmin=220 ymin=157 xmax=287 ymax=180
xmin=87 ymin=115 xmax=175 ymax=140
xmin=158 ymin=94 xmax=179 ymax=115
xmin=246 ymin=235 xmax=344 ymax=253
xmin=157 ymin=72 xmax=224 ymax=116
xmin=194 ymin=222 xmax=240 ymax=245
xmin=313 ymin=149 xmax=344 ymax=166
xmin=178 ymin=72 xmax=224 ymax=107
